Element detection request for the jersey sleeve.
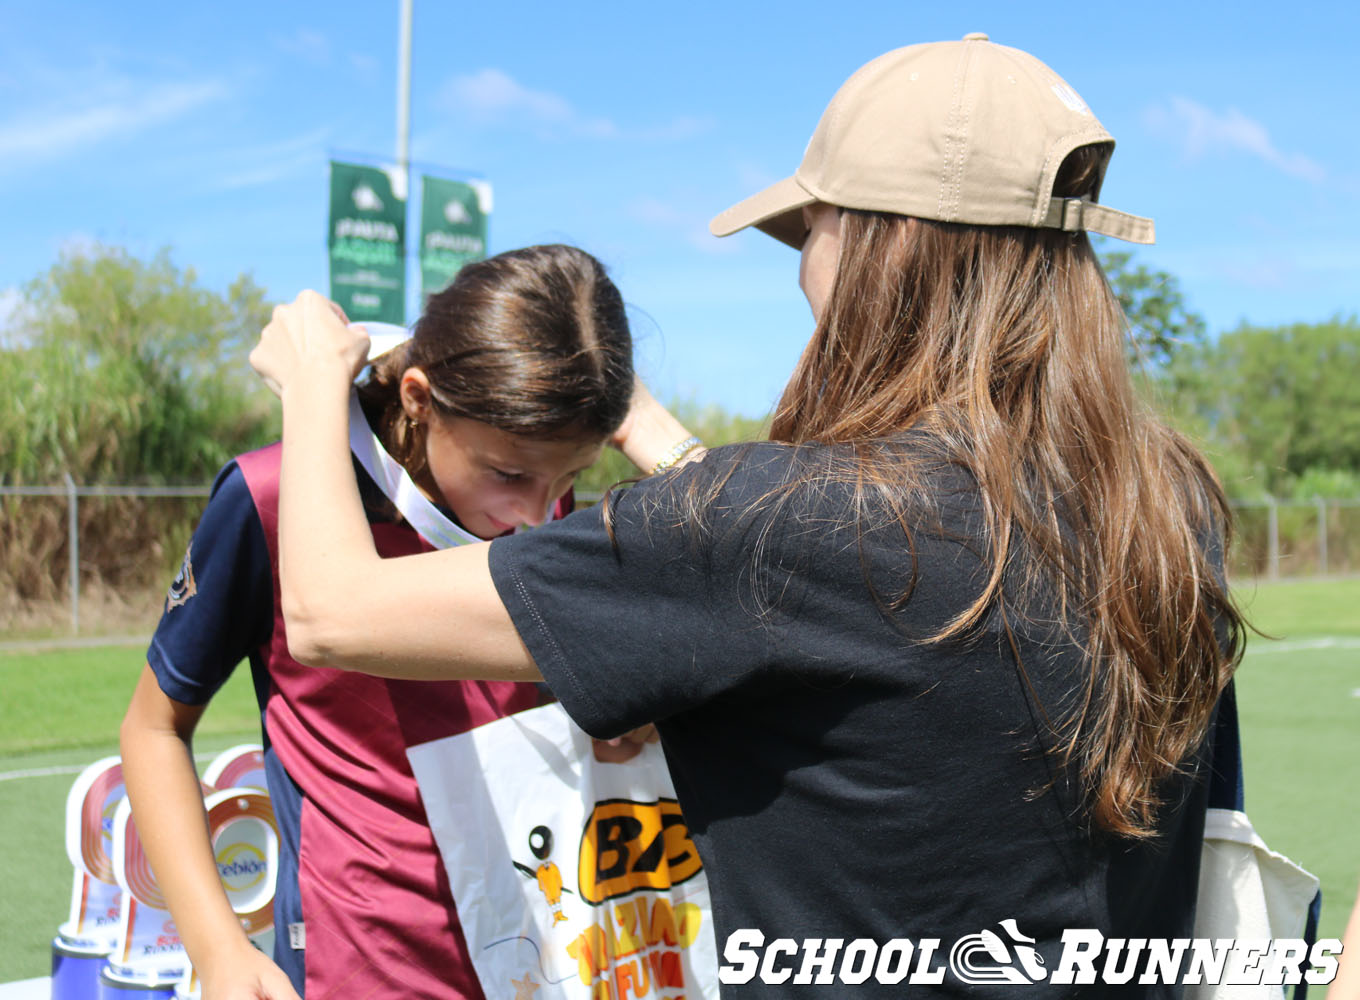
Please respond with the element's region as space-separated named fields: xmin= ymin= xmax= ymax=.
xmin=487 ymin=445 xmax=781 ymax=738
xmin=145 ymin=461 xmax=273 ymax=706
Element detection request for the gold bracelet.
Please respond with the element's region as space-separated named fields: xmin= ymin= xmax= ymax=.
xmin=651 ymin=435 xmax=703 ymax=474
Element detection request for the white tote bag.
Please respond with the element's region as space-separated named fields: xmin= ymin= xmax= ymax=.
xmin=1188 ymin=686 xmax=1322 ymax=1000
xmin=348 ymin=361 xmax=718 ymax=998
xmin=409 ymin=703 xmax=720 ymax=1000
xmin=1195 ymin=809 xmax=1320 ymax=944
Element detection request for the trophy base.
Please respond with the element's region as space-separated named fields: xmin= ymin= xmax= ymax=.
xmin=51 ymin=933 xmax=112 ymax=1000
xmin=96 ymin=967 xmax=178 ymax=998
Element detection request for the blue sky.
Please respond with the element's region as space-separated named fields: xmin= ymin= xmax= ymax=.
xmin=2 ymin=1 xmax=1356 ymax=416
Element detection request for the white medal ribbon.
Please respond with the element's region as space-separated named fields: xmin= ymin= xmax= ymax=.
xmin=346 ymin=322 xmax=545 ymax=548
xmin=348 ymin=323 xmax=480 ymax=550
xmin=348 ymin=389 xmax=482 ymax=549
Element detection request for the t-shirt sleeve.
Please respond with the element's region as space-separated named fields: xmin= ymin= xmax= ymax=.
xmin=145 ymin=461 xmax=273 ymax=706
xmin=488 ymin=447 xmax=780 ymax=738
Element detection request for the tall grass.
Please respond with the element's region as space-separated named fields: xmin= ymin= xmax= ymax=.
xmin=1 ymin=246 xmax=280 ymax=605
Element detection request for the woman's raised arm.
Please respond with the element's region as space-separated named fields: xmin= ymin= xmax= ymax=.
xmin=249 ymin=291 xmax=703 ymax=682
xmin=250 ymin=291 xmax=541 ymax=681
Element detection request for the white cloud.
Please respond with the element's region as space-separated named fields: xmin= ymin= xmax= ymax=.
xmin=735 ymin=160 xmax=782 ymax=194
xmin=639 ymin=115 xmax=714 ymax=141
xmin=0 ymin=79 xmax=228 ymax=162
xmin=0 ymin=286 xmax=22 ymax=329
xmin=1217 ymin=243 xmax=1360 ymax=287
xmin=272 ymin=28 xmax=331 ymax=65
xmin=435 ymin=69 xmax=713 ymax=145
xmin=56 ymin=232 xmax=102 ymax=259
xmin=216 ymin=155 xmax=317 ymax=191
xmin=628 ymin=196 xmax=738 ymax=255
xmin=348 ymin=52 xmax=379 ymax=79
xmin=0 ymin=286 xmax=31 ymax=350
xmin=1215 ymin=257 xmax=1295 ymax=290
xmin=214 ymin=127 xmax=330 ymax=190
xmin=630 ymin=197 xmax=689 ymax=228
xmin=1169 ymin=237 xmax=1360 ymax=298
xmin=1146 ymin=97 xmax=1325 ymax=183
xmin=440 ymin=68 xmax=617 ymax=138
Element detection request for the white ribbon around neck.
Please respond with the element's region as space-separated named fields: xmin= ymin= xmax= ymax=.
xmin=346 ymin=322 xmax=545 ymax=547
xmin=348 ymin=389 xmax=483 ymax=550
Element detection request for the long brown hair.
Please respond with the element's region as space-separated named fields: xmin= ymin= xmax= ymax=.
xmin=702 ymin=147 xmax=1241 ymax=838
xmin=357 ymin=244 xmax=633 ymax=479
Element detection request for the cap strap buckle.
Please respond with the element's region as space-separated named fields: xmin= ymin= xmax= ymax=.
xmin=1043 ymin=197 xmax=1156 ymax=245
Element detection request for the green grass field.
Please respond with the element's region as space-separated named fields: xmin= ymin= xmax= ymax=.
xmin=0 ymin=580 xmax=1356 ymax=986
xmin=1230 ymin=577 xmax=1360 ymax=975
xmin=0 ymin=645 xmax=260 ymax=982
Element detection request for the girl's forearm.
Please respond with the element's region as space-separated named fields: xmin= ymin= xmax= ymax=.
xmin=119 ymin=670 xmax=258 ymax=982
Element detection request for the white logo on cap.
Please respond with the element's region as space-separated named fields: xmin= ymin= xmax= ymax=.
xmin=1051 ymin=84 xmax=1089 ymax=114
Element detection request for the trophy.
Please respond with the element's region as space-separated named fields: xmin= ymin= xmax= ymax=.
xmin=100 ymin=777 xmax=277 ymax=997
xmin=50 ymin=757 xmax=125 ymax=1000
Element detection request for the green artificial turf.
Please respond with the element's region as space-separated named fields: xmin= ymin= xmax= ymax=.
xmin=0 ymin=643 xmax=259 ymax=754
xmin=0 ymin=646 xmax=259 ymax=981
xmin=1234 ymin=577 xmax=1360 ymax=638
xmin=0 ymin=583 xmax=1356 ymax=985
xmin=1236 ymin=641 xmax=1360 ymax=952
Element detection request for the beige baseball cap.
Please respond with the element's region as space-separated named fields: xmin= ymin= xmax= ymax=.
xmin=710 ymin=33 xmax=1154 ymax=248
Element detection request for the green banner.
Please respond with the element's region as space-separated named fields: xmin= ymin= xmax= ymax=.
xmin=420 ymin=176 xmax=490 ymax=299
xmin=328 ymin=160 xmax=406 ymax=324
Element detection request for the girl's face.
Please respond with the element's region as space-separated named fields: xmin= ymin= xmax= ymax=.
xmin=400 ymin=370 xmax=605 ymax=539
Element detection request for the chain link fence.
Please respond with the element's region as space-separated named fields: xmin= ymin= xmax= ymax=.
xmin=1 ymin=483 xmax=208 ymax=633
xmin=1230 ymin=498 xmax=1360 ymax=580
xmin=3 ymin=483 xmax=1357 ymax=633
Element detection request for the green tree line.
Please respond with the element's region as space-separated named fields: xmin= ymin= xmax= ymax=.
xmin=1152 ymin=315 xmax=1360 ymax=500
xmin=1 ymin=245 xmax=277 ymax=483
xmin=1093 ymin=247 xmax=1359 ymax=501
xmin=2 ymin=243 xmax=1356 ymax=606
xmin=1 ymin=245 xmax=277 ymax=603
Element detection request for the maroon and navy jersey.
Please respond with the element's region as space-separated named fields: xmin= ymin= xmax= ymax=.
xmin=147 ymin=442 xmax=552 ymax=998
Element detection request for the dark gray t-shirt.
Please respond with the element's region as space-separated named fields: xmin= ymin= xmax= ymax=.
xmin=489 ymin=441 xmax=1207 ymax=997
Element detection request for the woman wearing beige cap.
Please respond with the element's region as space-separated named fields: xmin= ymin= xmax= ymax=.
xmin=252 ymin=34 xmax=1241 ymax=994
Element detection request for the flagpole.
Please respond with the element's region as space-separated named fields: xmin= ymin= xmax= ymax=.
xmin=396 ymin=0 xmax=413 ymax=319
xmin=396 ymin=0 xmax=412 ymax=184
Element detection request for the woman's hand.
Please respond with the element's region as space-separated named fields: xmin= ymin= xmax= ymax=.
xmin=249 ymin=290 xmax=367 ymax=398
xmin=591 ymin=724 xmax=661 ymax=764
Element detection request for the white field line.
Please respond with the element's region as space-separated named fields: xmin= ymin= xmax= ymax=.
xmin=0 ymin=749 xmax=219 ymax=784
xmin=0 ymin=634 xmax=147 ymax=654
xmin=1244 ymin=637 xmax=1360 ymax=655
xmin=3 ymin=640 xmax=1353 ymax=782
xmin=0 ymin=976 xmax=49 ymax=999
